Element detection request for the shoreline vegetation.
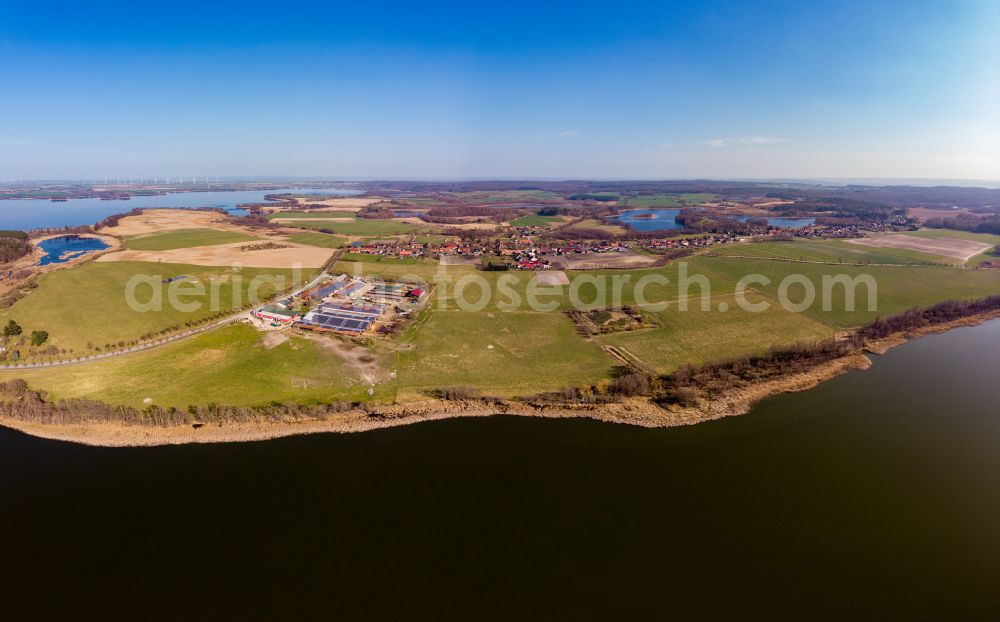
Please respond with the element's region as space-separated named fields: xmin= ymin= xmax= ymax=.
xmin=2 ymin=296 xmax=999 ymax=447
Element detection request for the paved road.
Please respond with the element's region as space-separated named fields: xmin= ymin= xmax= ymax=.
xmin=0 ymin=271 xmax=329 ymax=371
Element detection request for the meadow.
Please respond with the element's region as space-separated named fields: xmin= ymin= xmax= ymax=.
xmin=13 ymin=324 xmax=386 ymax=408
xmin=509 ymin=214 xmax=561 ymax=227
xmin=8 ymin=248 xmax=1000 ymax=408
xmin=706 ymin=238 xmax=958 ymax=266
xmin=284 ymin=232 xmax=349 ymax=248
xmin=339 ymin=253 xmax=438 ymax=266
xmin=597 ymin=291 xmax=834 ymax=373
xmin=125 ymin=228 xmax=258 ymax=251
xmin=279 ymin=217 xmax=420 ymax=236
xmin=688 ymin=256 xmax=1000 ymax=328
xmin=269 ymin=211 xmax=356 ymax=219
xmin=0 ymin=261 xmax=309 ymax=354
xmin=621 ymin=193 xmax=716 ymax=208
xmin=394 ymin=309 xmax=614 ymax=400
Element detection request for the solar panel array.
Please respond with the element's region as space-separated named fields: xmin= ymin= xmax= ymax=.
xmin=301 ymin=304 xmax=382 ymax=334
xmin=310 ymin=279 xmax=347 ymax=300
xmin=340 ymin=282 xmax=366 ymax=297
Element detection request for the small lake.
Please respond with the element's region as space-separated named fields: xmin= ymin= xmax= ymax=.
xmin=616 ymin=208 xmax=815 ymax=231
xmin=3 ymin=319 xmax=1000 ymax=617
xmin=0 ymin=187 xmax=359 ymax=230
xmin=36 ymin=235 xmax=110 ymax=265
xmin=392 ymin=210 xmax=426 ymax=218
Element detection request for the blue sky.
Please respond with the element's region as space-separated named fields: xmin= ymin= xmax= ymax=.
xmin=1 ymin=0 xmax=997 ymax=180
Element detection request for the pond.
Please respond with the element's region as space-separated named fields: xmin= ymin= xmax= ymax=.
xmin=36 ymin=235 xmax=110 ymax=265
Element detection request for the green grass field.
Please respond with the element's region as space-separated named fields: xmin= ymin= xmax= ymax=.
xmin=279 ymin=217 xmax=419 ymax=236
xmin=688 ymin=256 xmax=1000 ymax=328
xmin=13 ymin=324 xmax=386 ymax=408
xmin=267 ymin=211 xmax=357 ymax=219
xmin=706 ymin=239 xmax=958 ymax=266
xmin=598 ymin=291 xmax=834 ymax=373
xmin=395 ymin=310 xmax=614 ymax=400
xmin=509 ymin=215 xmax=561 ymax=227
xmin=8 ymin=248 xmax=1000 ymax=409
xmin=331 ymin=259 xmax=459 ymax=283
xmin=333 ymin=256 xmax=1000 ymax=325
xmin=445 ymin=190 xmax=562 ymax=204
xmin=621 ymin=193 xmax=717 ymax=208
xmin=285 ymin=232 xmax=349 ymax=248
xmin=125 ymin=228 xmax=258 ymax=250
xmin=0 ymin=261 xmax=309 ymax=354
xmin=340 ymin=253 xmax=438 ymax=266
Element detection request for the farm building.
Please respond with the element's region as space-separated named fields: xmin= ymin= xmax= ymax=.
xmin=367 ymin=282 xmax=409 ymax=304
xmin=255 ymin=304 xmax=299 ymax=324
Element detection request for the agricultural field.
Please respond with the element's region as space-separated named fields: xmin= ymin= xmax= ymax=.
xmin=446 ymin=190 xmax=562 ymax=204
xmin=277 ymin=217 xmax=420 ymax=236
xmin=284 ymin=232 xmax=349 ymax=248
xmin=14 ymin=324 xmax=388 ymax=408
xmin=0 ymin=261 xmax=309 ymax=354
xmin=846 ymin=233 xmax=990 ymax=264
xmin=621 ymin=193 xmax=716 ymax=208
xmin=598 ymin=291 xmax=834 ymax=373
xmin=395 ymin=309 xmax=614 ymax=400
xmin=706 ymin=238 xmax=959 ymax=266
xmin=509 ymin=214 xmax=561 ymax=227
xmin=902 ymin=229 xmax=1000 ymax=266
xmin=564 ymin=219 xmax=630 ymax=236
xmin=268 ymin=211 xmax=357 ymax=219
xmin=124 ymin=228 xmax=258 ymax=251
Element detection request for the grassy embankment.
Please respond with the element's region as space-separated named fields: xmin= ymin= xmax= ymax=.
xmin=125 ymin=228 xmax=258 ymax=251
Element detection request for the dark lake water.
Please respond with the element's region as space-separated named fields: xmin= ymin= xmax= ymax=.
xmin=0 ymin=187 xmax=358 ymax=230
xmin=3 ymin=320 xmax=1000 ymax=619
xmin=36 ymin=234 xmax=110 ymax=265
xmin=617 ymin=208 xmax=815 ymax=231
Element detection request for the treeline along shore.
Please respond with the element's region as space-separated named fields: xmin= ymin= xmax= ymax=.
xmin=2 ymin=295 xmax=999 ymax=446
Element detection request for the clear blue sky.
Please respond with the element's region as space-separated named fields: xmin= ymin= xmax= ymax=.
xmin=1 ymin=0 xmax=997 ymax=181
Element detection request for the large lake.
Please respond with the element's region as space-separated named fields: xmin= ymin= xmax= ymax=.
xmin=0 ymin=187 xmax=358 ymax=230
xmin=616 ymin=207 xmax=815 ymax=231
xmin=3 ymin=319 xmax=999 ymax=618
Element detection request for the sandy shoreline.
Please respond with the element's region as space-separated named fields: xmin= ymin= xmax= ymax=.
xmin=2 ymin=312 xmax=998 ymax=447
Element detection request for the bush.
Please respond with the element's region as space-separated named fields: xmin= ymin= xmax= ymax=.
xmin=30 ymin=330 xmax=48 ymax=346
